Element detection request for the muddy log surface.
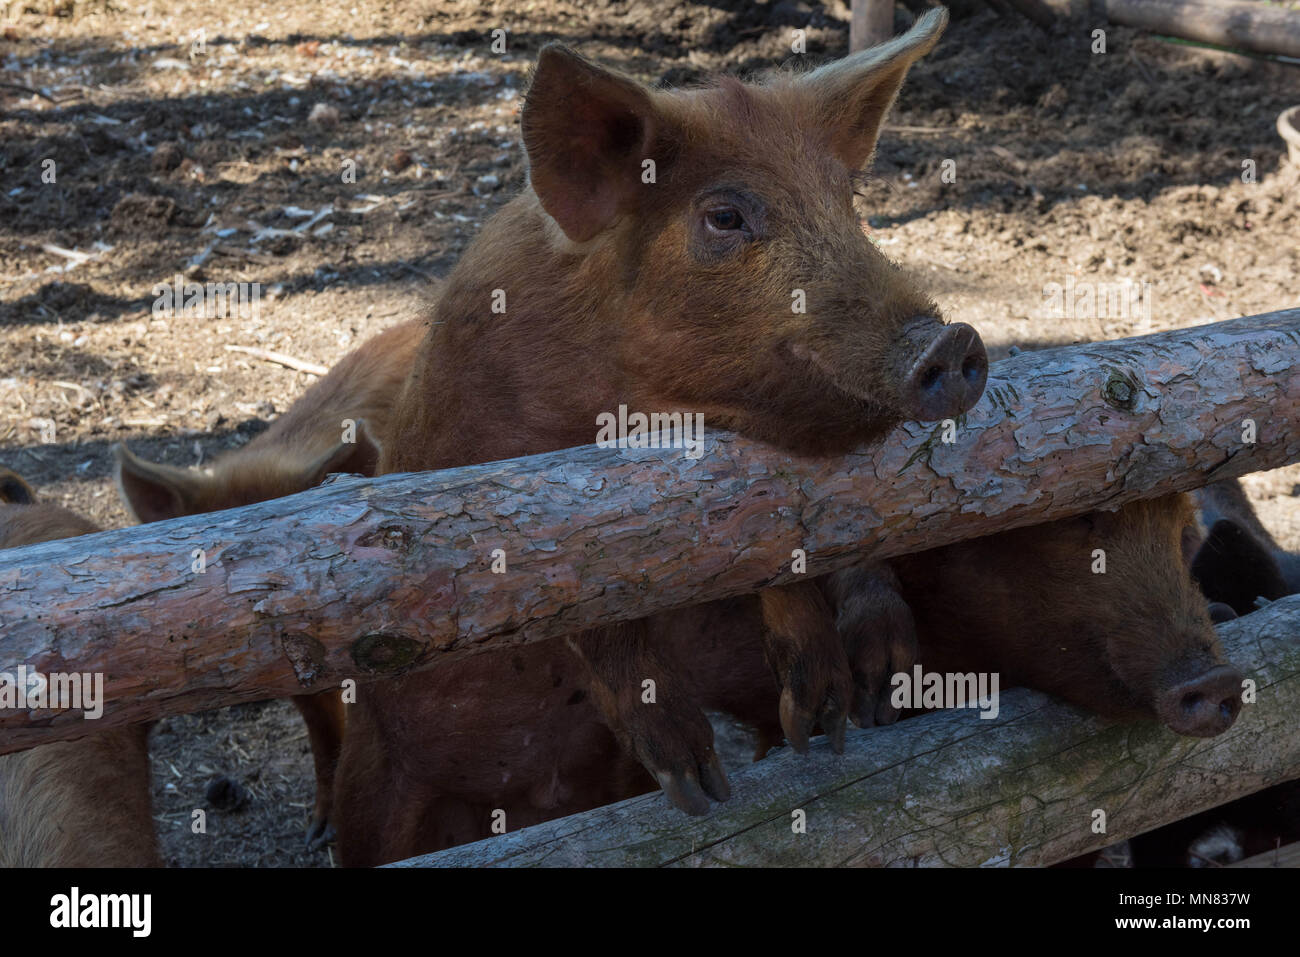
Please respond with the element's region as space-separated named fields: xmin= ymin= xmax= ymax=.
xmin=393 ymin=593 xmax=1300 ymax=868
xmin=0 ymin=309 xmax=1297 ymax=754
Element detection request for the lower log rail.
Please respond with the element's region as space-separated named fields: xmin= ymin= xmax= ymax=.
xmin=392 ymin=595 xmax=1300 ymax=867
xmin=1230 ymin=842 xmax=1300 ymax=869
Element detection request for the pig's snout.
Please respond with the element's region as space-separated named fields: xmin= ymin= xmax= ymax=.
xmin=1157 ymin=664 xmax=1244 ymax=738
xmin=896 ymin=318 xmax=988 ymax=421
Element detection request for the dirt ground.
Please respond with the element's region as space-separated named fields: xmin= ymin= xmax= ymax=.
xmin=1 ymin=0 xmax=1297 ymax=867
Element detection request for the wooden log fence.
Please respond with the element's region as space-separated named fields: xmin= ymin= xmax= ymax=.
xmin=0 ymin=309 xmax=1297 ymax=755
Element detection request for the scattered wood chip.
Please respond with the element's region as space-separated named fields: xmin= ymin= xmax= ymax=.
xmin=223 ymin=346 xmax=328 ymax=376
xmin=990 ymin=145 xmax=1028 ymax=173
xmin=0 ymin=80 xmax=57 ymax=103
xmin=293 ymin=204 xmax=333 ymax=233
xmin=214 ymin=244 xmax=272 ymax=261
xmin=186 ymin=241 xmax=218 ymax=272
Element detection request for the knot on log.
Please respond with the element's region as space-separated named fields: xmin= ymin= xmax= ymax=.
xmin=1103 ymin=368 xmax=1140 ymax=411
xmin=350 ymin=632 xmax=423 ymax=674
xmin=355 ymin=524 xmax=412 ymax=551
xmin=281 ymin=632 xmax=328 ymax=686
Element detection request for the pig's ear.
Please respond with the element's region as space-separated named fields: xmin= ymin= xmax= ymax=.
xmin=799 ymin=7 xmax=947 ymax=171
xmin=522 ymin=44 xmax=658 ymax=242
xmin=304 ymin=419 xmax=382 ymax=486
xmin=112 ymin=444 xmax=202 ymax=524
xmin=0 ymin=469 xmax=36 ymax=505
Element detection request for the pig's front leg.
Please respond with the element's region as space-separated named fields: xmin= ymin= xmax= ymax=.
xmin=567 ymin=619 xmax=730 ymax=815
xmin=758 ymin=582 xmax=854 ymax=753
xmin=819 ymin=562 xmax=918 ymax=728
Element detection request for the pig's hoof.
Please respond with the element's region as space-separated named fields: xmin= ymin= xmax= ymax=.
xmin=776 ymin=661 xmax=852 ymax=755
xmin=762 ymin=622 xmax=854 ymax=752
xmin=655 ymin=754 xmax=730 ymax=816
xmin=305 ymin=816 xmax=335 ymax=850
xmin=842 ymin=588 xmax=918 ymax=729
xmin=621 ymin=705 xmax=730 ymax=815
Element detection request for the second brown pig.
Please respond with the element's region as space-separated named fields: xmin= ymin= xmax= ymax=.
xmin=112 ymin=318 xmax=423 ymax=847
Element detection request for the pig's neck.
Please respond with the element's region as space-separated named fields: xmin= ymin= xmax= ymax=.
xmin=385 ymin=195 xmax=647 ymax=473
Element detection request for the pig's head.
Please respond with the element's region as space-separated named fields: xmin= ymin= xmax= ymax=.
xmin=112 ymin=420 xmax=381 ymax=524
xmin=1079 ymin=497 xmax=1245 ymax=737
xmin=901 ymin=494 xmax=1245 ymax=738
xmin=519 ymin=8 xmax=986 ymax=454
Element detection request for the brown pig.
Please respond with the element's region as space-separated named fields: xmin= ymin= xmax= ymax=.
xmin=341 ymin=8 xmax=989 ymax=858
xmin=0 ymin=486 xmax=161 ymax=867
xmin=874 ymin=494 xmax=1245 ymax=738
xmin=112 ymin=318 xmax=423 ymax=847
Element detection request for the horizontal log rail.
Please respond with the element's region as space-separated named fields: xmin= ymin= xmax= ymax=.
xmin=1103 ymin=0 xmax=1300 ymax=60
xmin=393 ymin=595 xmax=1300 ymax=867
xmin=0 ymin=309 xmax=1297 ymax=753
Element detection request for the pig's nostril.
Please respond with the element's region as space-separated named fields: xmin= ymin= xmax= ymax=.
xmin=1159 ymin=664 xmax=1244 ymax=738
xmin=896 ymin=319 xmax=989 ymax=421
xmin=1179 ymin=691 xmax=1240 ymax=727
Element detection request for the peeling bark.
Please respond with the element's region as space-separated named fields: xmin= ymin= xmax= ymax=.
xmin=0 ymin=310 xmax=1297 ymax=752
xmin=392 ymin=595 xmax=1300 ymax=868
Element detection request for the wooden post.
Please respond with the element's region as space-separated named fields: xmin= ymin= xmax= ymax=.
xmin=1104 ymin=0 xmax=1300 ymax=60
xmin=851 ymin=0 xmax=895 ymax=51
xmin=0 ymin=310 xmax=1297 ymax=752
xmin=391 ymin=594 xmax=1300 ymax=868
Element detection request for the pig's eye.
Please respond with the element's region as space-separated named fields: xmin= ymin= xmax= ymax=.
xmin=705 ymin=207 xmax=746 ymax=233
